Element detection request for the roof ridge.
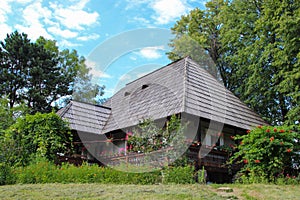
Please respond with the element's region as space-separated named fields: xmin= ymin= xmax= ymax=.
xmin=57 ymin=101 xmax=73 ymax=117
xmin=182 ymin=57 xmax=188 ymax=113
xmin=125 ymin=57 xmax=186 ymax=86
xmin=71 ymin=100 xmax=111 ymax=110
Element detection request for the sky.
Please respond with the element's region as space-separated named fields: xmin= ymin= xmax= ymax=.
xmin=1 ymin=0 xmax=207 ymax=98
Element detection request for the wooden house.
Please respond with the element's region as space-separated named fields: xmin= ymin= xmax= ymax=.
xmin=58 ymin=57 xmax=267 ymax=182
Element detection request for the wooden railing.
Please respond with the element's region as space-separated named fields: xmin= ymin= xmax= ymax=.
xmin=99 ymin=146 xmax=232 ymax=168
xmin=58 ymin=145 xmax=241 ymax=171
xmin=103 ymin=148 xmax=176 ymax=167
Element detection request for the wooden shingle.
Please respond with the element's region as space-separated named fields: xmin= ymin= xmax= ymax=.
xmin=57 ymin=101 xmax=111 ymax=134
xmin=102 ymin=57 xmax=267 ymax=132
xmin=58 ymin=57 xmax=267 ymax=134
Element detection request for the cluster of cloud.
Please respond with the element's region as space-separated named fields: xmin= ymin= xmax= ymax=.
xmin=138 ymin=46 xmax=166 ymax=59
xmin=0 ymin=0 xmax=100 ymax=47
xmin=126 ymin=0 xmax=196 ymax=25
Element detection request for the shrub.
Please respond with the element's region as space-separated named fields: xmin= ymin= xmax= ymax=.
xmin=0 ymin=163 xmax=15 ymax=185
xmin=163 ymin=165 xmax=195 ymax=184
xmin=12 ymin=159 xmax=195 ymax=185
xmin=230 ymin=125 xmax=300 ymax=183
xmin=4 ymin=112 xmax=72 ymax=166
xmin=16 ymin=157 xmax=57 ymax=184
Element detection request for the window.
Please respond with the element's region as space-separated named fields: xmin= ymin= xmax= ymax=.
xmin=202 ymin=128 xmax=224 ymax=147
xmin=141 ymin=84 xmax=149 ymax=89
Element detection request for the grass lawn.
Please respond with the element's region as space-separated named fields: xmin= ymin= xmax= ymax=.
xmin=0 ymin=183 xmax=299 ymax=200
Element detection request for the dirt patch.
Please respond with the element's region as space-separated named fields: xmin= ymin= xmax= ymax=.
xmin=209 ymin=185 xmax=242 ymax=200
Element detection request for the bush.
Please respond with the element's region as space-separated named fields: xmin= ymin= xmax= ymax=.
xmin=0 ymin=163 xmax=15 ymax=185
xmin=230 ymin=125 xmax=300 ymax=183
xmin=16 ymin=157 xmax=57 ymax=184
xmin=12 ymin=159 xmax=196 ymax=185
xmin=162 ymin=166 xmax=195 ymax=184
xmin=4 ymin=112 xmax=72 ymax=166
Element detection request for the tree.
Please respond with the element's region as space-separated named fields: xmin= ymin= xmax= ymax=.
xmin=0 ymin=98 xmax=14 ymax=135
xmin=37 ymin=37 xmax=105 ymax=105
xmin=230 ymin=125 xmax=300 ymax=183
xmin=168 ymin=0 xmax=300 ymax=125
xmin=1 ymin=112 xmax=72 ymax=166
xmin=220 ymin=0 xmax=300 ymax=125
xmin=0 ymin=97 xmax=28 ymax=136
xmin=0 ymin=32 xmax=33 ymax=109
xmin=168 ymin=1 xmax=235 ymax=89
xmin=0 ymin=31 xmax=105 ymax=113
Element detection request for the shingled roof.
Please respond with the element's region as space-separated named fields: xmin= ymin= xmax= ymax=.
xmin=57 ymin=57 xmax=267 ymax=134
xmin=102 ymin=57 xmax=267 ymax=133
xmin=57 ymin=101 xmax=111 ymax=135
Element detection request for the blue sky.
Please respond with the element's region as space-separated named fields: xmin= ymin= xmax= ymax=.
xmin=1 ymin=0 xmax=207 ymax=98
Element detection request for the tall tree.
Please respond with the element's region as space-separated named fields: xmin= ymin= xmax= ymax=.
xmin=0 ymin=32 xmax=33 ymax=109
xmin=168 ymin=1 xmax=235 ymax=89
xmin=220 ymin=0 xmax=300 ymax=124
xmin=37 ymin=37 xmax=105 ymax=106
xmin=0 ymin=31 xmax=104 ymax=113
xmin=168 ymin=0 xmax=300 ymax=125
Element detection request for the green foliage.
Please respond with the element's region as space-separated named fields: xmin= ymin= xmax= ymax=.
xmin=0 ymin=31 xmax=104 ymax=113
xmin=0 ymin=163 xmax=15 ymax=185
xmin=168 ymin=1 xmax=234 ymax=89
xmin=197 ymin=166 xmax=206 ymax=184
xmin=1 ymin=112 xmax=72 ymax=166
xmin=230 ymin=125 xmax=300 ymax=183
xmin=0 ymin=97 xmax=14 ymax=135
xmin=0 ymin=97 xmax=28 ymax=136
xmin=220 ymin=0 xmax=300 ymax=125
xmin=127 ymin=115 xmax=188 ymax=164
xmin=163 ymin=166 xmax=196 ymax=184
xmin=6 ymin=158 xmax=195 ymax=185
xmin=169 ymin=0 xmax=300 ymax=125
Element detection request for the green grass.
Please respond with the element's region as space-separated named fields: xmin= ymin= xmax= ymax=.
xmin=0 ymin=184 xmax=223 ymax=200
xmin=0 ymin=184 xmax=299 ymax=199
xmin=224 ymin=184 xmax=300 ymax=200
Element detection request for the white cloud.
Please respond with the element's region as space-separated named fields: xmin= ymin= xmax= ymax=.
xmin=85 ymin=60 xmax=112 ymax=78
xmin=138 ymin=46 xmax=165 ymax=59
xmin=15 ymin=1 xmax=53 ymax=40
xmin=0 ymin=24 xmax=12 ymax=39
xmin=125 ymin=0 xmax=150 ymax=10
xmin=13 ymin=0 xmax=34 ymax=4
xmin=126 ymin=0 xmax=192 ymax=25
xmin=0 ymin=0 xmax=101 ymax=48
xmin=129 ymin=17 xmax=150 ymax=25
xmin=50 ymin=0 xmax=99 ymax=31
xmin=151 ymin=0 xmax=191 ymax=24
xmin=77 ymin=34 xmax=100 ymax=41
xmin=48 ymin=26 xmax=78 ymax=39
xmin=22 ymin=1 xmax=52 ymax=26
xmin=15 ymin=23 xmax=53 ymax=40
xmin=0 ymin=1 xmax=12 ymax=24
xmin=58 ymin=39 xmax=81 ymax=48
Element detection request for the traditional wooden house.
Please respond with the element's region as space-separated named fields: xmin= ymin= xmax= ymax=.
xmin=58 ymin=57 xmax=267 ymax=182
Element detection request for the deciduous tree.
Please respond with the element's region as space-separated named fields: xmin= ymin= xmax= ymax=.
xmin=168 ymin=0 xmax=300 ymax=125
